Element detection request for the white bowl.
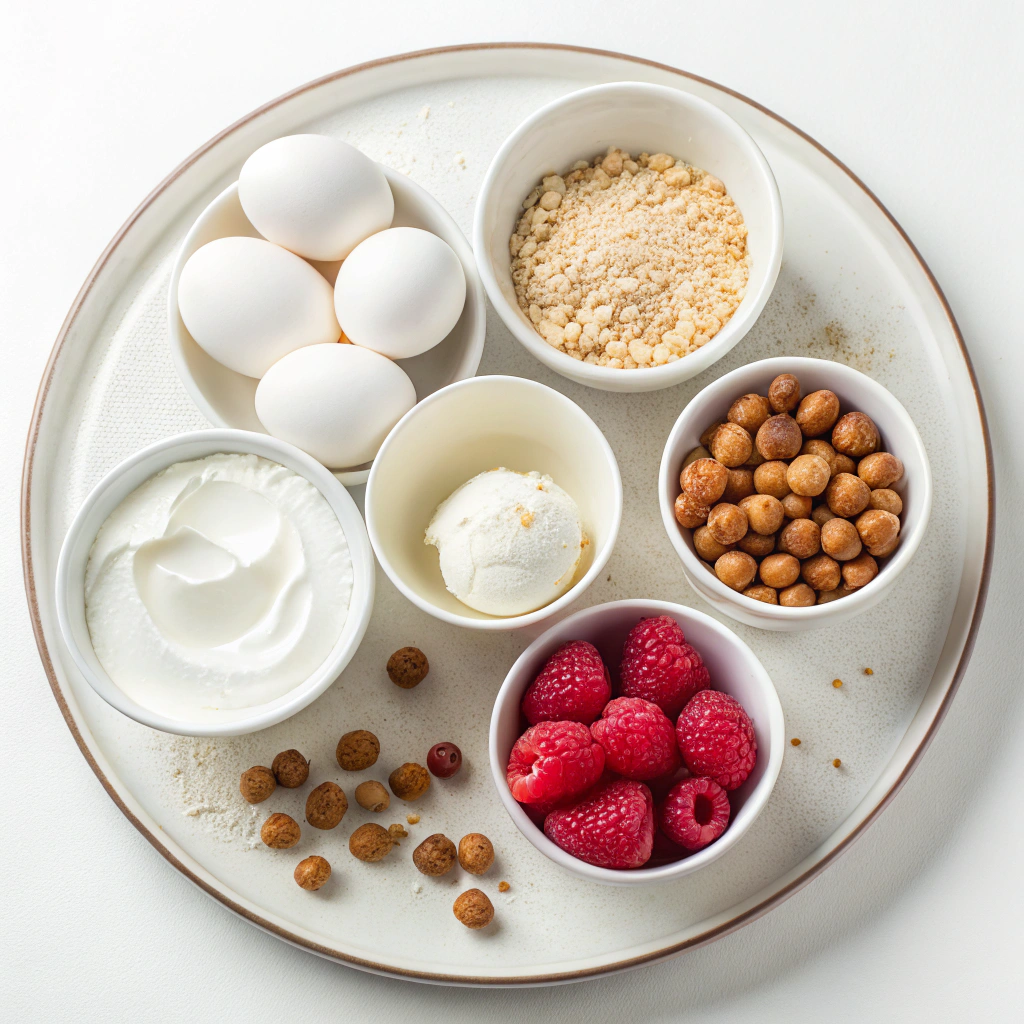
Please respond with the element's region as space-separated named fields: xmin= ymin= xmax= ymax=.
xmin=168 ymin=172 xmax=486 ymax=486
xmin=489 ymin=599 xmax=784 ymax=886
xmin=473 ymin=82 xmax=783 ymax=393
xmin=659 ymin=357 xmax=933 ymax=631
xmin=365 ymin=375 xmax=621 ymax=631
xmin=55 ymin=429 xmax=375 ymax=736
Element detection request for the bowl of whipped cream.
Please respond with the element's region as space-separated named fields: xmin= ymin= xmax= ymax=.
xmin=55 ymin=429 xmax=374 ymax=736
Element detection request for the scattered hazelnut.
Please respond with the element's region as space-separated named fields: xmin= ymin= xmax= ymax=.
xmin=722 ymin=467 xmax=756 ymax=504
xmin=801 ymin=439 xmax=838 ymax=476
xmin=239 ymin=766 xmax=276 ymax=804
xmin=354 ymin=780 xmax=390 ymax=812
xmin=786 ymin=454 xmax=831 ymax=497
xmin=738 ymin=493 xmax=784 ymax=535
xmin=681 ymin=458 xmax=729 ymax=505
xmin=426 ymin=742 xmax=463 ymax=779
xmin=294 ymin=855 xmax=331 ymax=891
xmin=858 ymin=452 xmax=904 ymax=489
xmin=778 ymin=518 xmax=821 ymax=560
xmin=498 ymin=881 xmax=511 ymax=893
xmin=795 ymin=390 xmax=840 ymax=437
xmin=305 ymin=781 xmax=348 ymax=830
xmin=458 ymin=833 xmax=495 ymax=875
xmin=706 ymin=503 xmax=749 ymax=545
xmin=727 ymin=393 xmax=772 ymax=434
xmin=833 ymin=758 xmax=842 ymax=768
xmin=781 ymin=492 xmax=813 ymax=519
xmin=349 ymin=822 xmax=395 ymax=862
xmin=336 ymin=729 xmax=380 ymax=771
xmin=743 ymin=584 xmax=778 ymax=604
xmin=790 ymin=738 xmax=803 ymax=746
xmin=453 ymin=889 xmax=494 ymax=929
xmin=755 ymin=414 xmax=803 ymax=461
xmin=387 ymin=647 xmax=429 ymax=688
xmin=737 ymin=531 xmax=775 ymax=557
xmin=801 ymin=553 xmax=841 ymax=592
xmin=820 ymin=518 xmax=863 ymax=562
xmin=261 ymin=812 xmax=301 ymax=849
xmin=832 ymin=411 xmax=880 ymax=457
xmin=407 ymin=813 xmax=420 ymax=824
xmin=709 ymin=421 xmax=753 ymax=468
xmin=811 ymin=504 xmax=837 ymax=527
xmin=715 ymin=550 xmax=758 ymax=591
xmin=389 ymin=823 xmax=409 ymax=840
xmin=856 ymin=509 xmax=900 ymax=550
xmin=674 ymin=491 xmax=711 ymax=528
xmin=271 ymin=750 xmax=309 ymax=789
xmin=759 ymin=553 xmax=801 ymax=589
xmin=389 ymin=763 xmax=431 ymax=801
xmin=825 ymin=473 xmax=871 ymax=518
xmin=870 ymin=488 xmax=903 ymax=515
xmin=693 ymin=525 xmax=733 ymax=562
xmin=779 ymin=582 xmax=816 ymax=607
xmin=752 ymin=461 xmax=791 ymax=499
xmin=413 ymin=833 xmax=457 ymax=876
xmin=768 ymin=373 xmax=801 ymax=413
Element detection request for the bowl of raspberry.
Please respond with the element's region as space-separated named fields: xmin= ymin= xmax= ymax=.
xmin=489 ymin=599 xmax=784 ymax=885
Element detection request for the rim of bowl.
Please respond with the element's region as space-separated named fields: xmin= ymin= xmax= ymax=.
xmin=659 ymin=356 xmax=934 ymax=625
xmin=364 ymin=374 xmax=623 ymax=630
xmin=488 ymin=598 xmax=785 ymax=884
xmin=472 ymin=81 xmax=784 ymax=391
xmin=54 ymin=428 xmax=375 ymax=736
xmin=168 ymin=170 xmax=487 ymax=486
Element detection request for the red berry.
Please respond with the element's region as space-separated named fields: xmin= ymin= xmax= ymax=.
xmin=647 ymin=826 xmax=688 ymax=867
xmin=659 ymin=777 xmax=731 ymax=851
xmin=590 ymin=697 xmax=680 ymax=780
xmin=544 ymin=779 xmax=654 ymax=869
xmin=619 ymin=616 xmax=710 ymax=718
xmin=676 ymin=690 xmax=757 ymax=791
xmin=521 ymin=640 xmax=611 ymax=725
xmin=426 ymin=742 xmax=462 ymax=778
xmin=506 ymin=720 xmax=605 ymax=805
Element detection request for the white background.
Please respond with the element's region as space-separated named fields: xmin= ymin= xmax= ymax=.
xmin=2 ymin=2 xmax=1021 ymax=1019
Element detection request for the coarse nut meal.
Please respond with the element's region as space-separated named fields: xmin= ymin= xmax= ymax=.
xmin=510 ymin=148 xmax=749 ymax=369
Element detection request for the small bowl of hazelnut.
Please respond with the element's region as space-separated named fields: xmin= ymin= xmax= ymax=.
xmin=658 ymin=357 xmax=931 ymax=631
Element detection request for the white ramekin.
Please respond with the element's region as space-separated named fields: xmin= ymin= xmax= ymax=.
xmin=55 ymin=429 xmax=375 ymax=736
xmin=659 ymin=357 xmax=932 ymax=631
xmin=364 ymin=375 xmax=622 ymax=631
xmin=473 ymin=81 xmax=783 ymax=393
xmin=489 ymin=599 xmax=784 ymax=886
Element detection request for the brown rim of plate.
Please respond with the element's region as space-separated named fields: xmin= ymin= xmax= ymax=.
xmin=20 ymin=43 xmax=995 ymax=985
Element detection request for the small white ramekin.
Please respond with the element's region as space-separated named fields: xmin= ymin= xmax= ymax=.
xmin=168 ymin=171 xmax=486 ymax=486
xmin=364 ymin=375 xmax=622 ymax=631
xmin=55 ymin=429 xmax=375 ymax=736
xmin=489 ymin=599 xmax=784 ymax=886
xmin=659 ymin=357 xmax=932 ymax=631
xmin=473 ymin=81 xmax=783 ymax=393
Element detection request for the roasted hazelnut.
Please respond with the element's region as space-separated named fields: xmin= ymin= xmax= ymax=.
xmin=709 ymin=422 xmax=753 ymax=468
xmin=801 ymin=553 xmax=841 ymax=591
xmin=458 ymin=833 xmax=495 ymax=875
xmin=858 ymin=452 xmax=904 ymax=489
xmin=801 ymin=439 xmax=838 ymax=476
xmin=682 ymin=445 xmax=712 ymax=468
xmin=453 ymin=889 xmax=494 ymax=929
xmin=833 ymin=452 xmax=857 ymax=476
xmin=706 ymin=503 xmax=749 ymax=545
xmin=795 ymin=390 xmax=840 ymax=437
xmin=426 ymin=742 xmax=463 ymax=779
xmin=832 ymin=411 xmax=880 ymax=457
xmin=744 ymin=447 xmax=766 ymax=468
xmin=722 ymin=467 xmax=756 ymax=504
xmin=768 ymin=373 xmax=801 ymax=413
xmin=336 ymin=730 xmax=380 ymax=771
xmin=781 ymin=493 xmax=813 ymax=520
xmin=389 ymin=763 xmax=431 ymax=801
xmin=842 ymin=552 xmax=879 ymax=588
xmin=779 ymin=582 xmax=816 ymax=607
xmin=294 ymin=855 xmax=331 ymax=891
xmin=870 ymin=488 xmax=903 ymax=515
xmin=856 ymin=509 xmax=900 ymax=550
xmin=786 ymin=454 xmax=830 ymax=497
xmin=753 ymin=461 xmax=790 ymax=499
xmin=811 ymin=504 xmax=837 ymax=527
xmin=261 ymin=812 xmax=301 ymax=849
xmin=743 ymin=584 xmax=778 ymax=604
xmin=738 ymin=531 xmax=775 ymax=557
xmin=868 ymin=532 xmax=901 ymax=558
xmin=412 ymin=833 xmax=457 ymax=876
xmin=738 ymin=493 xmax=784 ymax=535
xmin=826 ymin=473 xmax=871 ymax=518
xmin=715 ymin=550 xmax=758 ymax=591
xmin=387 ymin=647 xmax=429 ymax=688
xmin=349 ymin=822 xmax=395 ymax=862
xmin=674 ymin=491 xmax=710 ymax=528
xmin=759 ymin=553 xmax=801 ymax=589
xmin=817 ymin=585 xmax=855 ymax=604
xmin=354 ymin=780 xmax=390 ymax=813
xmin=727 ymin=393 xmax=772 ymax=434
xmin=755 ymin=414 xmax=803 ymax=461
xmin=778 ymin=518 xmax=821 ymax=560
xmin=305 ymin=781 xmax=348 ymax=830
xmin=389 ymin=823 xmax=409 ymax=840
xmin=680 ymin=458 xmax=729 ymax=505
xmin=700 ymin=421 xmax=724 ymax=449
xmin=239 ymin=766 xmax=276 ymax=804
xmin=693 ymin=525 xmax=733 ymax=562
xmin=820 ymin=518 xmax=863 ymax=562
xmin=272 ymin=749 xmax=309 ymax=789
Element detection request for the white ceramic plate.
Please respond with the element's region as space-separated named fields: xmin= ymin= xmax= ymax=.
xmin=22 ymin=45 xmax=992 ymax=985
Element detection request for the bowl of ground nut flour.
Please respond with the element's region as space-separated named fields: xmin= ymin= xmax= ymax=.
xmin=474 ymin=83 xmax=784 ymax=392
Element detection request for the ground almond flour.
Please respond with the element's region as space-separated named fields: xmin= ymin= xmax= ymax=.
xmin=510 ymin=148 xmax=749 ymax=369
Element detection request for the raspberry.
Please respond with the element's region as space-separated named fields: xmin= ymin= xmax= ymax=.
xmin=676 ymin=689 xmax=757 ymax=791
xmin=659 ymin=777 xmax=731 ymax=851
xmin=544 ymin=779 xmax=654 ymax=869
xmin=619 ymin=616 xmax=710 ymax=718
xmin=506 ymin=721 xmax=605 ymax=805
xmin=647 ymin=826 xmax=687 ymax=867
xmin=590 ymin=697 xmax=680 ymax=780
xmin=521 ymin=640 xmax=611 ymax=725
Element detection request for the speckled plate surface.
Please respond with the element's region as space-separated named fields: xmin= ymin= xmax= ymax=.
xmin=22 ymin=44 xmax=992 ymax=985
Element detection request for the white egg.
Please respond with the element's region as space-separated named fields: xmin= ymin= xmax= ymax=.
xmin=178 ymin=237 xmax=340 ymax=378
xmin=255 ymin=344 xmax=416 ymax=468
xmin=238 ymin=135 xmax=394 ymax=261
xmin=334 ymin=227 xmax=466 ymax=360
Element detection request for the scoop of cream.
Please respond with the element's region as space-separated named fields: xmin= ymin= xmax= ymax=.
xmin=425 ymin=468 xmax=584 ymax=616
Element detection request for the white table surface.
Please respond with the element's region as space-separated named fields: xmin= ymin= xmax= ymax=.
xmin=2 ymin=2 xmax=1020 ymax=1018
